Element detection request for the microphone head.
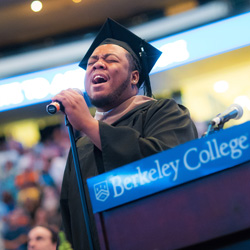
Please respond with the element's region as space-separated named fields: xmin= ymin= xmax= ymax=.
xmin=231 ymin=103 xmax=244 ymax=120
xmin=72 ymin=88 xmax=83 ymax=95
xmin=211 ymin=103 xmax=244 ymax=126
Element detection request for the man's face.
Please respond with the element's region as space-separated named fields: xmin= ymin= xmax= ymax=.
xmin=84 ymin=43 xmax=138 ymax=111
xmin=28 ymin=227 xmax=56 ymax=250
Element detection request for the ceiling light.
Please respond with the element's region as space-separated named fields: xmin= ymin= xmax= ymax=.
xmin=213 ymin=80 xmax=228 ymax=93
xmin=31 ymin=1 xmax=43 ymax=12
xmin=72 ymin=0 xmax=82 ymax=3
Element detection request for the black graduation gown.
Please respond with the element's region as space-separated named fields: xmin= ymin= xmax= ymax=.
xmin=60 ymin=99 xmax=198 ymax=250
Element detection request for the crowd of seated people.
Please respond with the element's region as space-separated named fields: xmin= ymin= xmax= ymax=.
xmin=0 ymin=124 xmax=70 ymax=249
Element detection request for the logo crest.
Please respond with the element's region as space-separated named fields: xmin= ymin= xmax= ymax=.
xmin=94 ymin=180 xmax=109 ymax=202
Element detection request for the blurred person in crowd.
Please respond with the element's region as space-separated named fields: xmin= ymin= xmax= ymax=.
xmin=38 ymin=152 xmax=58 ymax=191
xmin=14 ymin=152 xmax=42 ymax=223
xmin=52 ymin=18 xmax=198 ymax=250
xmin=33 ymin=207 xmax=61 ymax=233
xmin=50 ymin=124 xmax=71 ymax=155
xmin=0 ymin=136 xmax=6 ymax=150
xmin=37 ymin=130 xmax=67 ymax=192
xmin=6 ymin=137 xmax=24 ymax=155
xmin=1 ymin=191 xmax=16 ymax=213
xmin=27 ymin=225 xmax=57 ymax=250
xmin=2 ymin=207 xmax=30 ymax=250
xmin=0 ymin=199 xmax=8 ymax=250
xmin=0 ymin=150 xmax=19 ymax=206
xmin=0 ymin=198 xmax=8 ymax=219
xmin=36 ymin=148 xmax=61 ymax=229
xmin=33 ymin=208 xmax=49 ymax=227
xmin=15 ymin=153 xmax=40 ymax=191
xmin=1 ymin=160 xmax=18 ymax=200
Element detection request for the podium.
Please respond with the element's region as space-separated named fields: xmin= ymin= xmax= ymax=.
xmin=87 ymin=122 xmax=250 ymax=249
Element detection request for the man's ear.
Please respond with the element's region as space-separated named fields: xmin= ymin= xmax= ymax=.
xmin=131 ymin=70 xmax=139 ymax=87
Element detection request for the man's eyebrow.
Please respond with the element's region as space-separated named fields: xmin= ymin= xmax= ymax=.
xmin=89 ymin=53 xmax=119 ymax=60
xmin=89 ymin=55 xmax=98 ymax=60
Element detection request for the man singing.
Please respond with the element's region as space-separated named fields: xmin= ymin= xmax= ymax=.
xmin=52 ymin=18 xmax=198 ymax=250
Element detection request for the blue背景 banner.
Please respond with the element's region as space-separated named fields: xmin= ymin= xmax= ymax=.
xmin=87 ymin=121 xmax=250 ymax=213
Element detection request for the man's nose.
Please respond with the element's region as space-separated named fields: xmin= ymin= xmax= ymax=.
xmin=93 ymin=60 xmax=106 ymax=69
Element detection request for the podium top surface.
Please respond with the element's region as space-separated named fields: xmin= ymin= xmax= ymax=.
xmin=87 ymin=121 xmax=250 ymax=213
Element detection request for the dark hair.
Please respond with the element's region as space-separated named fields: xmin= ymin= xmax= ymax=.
xmin=46 ymin=226 xmax=58 ymax=244
xmin=125 ymin=52 xmax=142 ymax=88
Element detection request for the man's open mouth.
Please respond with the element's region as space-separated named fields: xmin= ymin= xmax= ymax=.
xmin=93 ymin=75 xmax=108 ymax=84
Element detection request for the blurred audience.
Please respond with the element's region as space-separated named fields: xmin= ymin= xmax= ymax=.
xmin=0 ymin=124 xmax=70 ymax=249
xmin=2 ymin=207 xmax=30 ymax=250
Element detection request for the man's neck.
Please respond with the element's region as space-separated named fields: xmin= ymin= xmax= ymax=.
xmin=94 ymin=95 xmax=155 ymax=124
xmin=96 ymin=93 xmax=136 ymax=112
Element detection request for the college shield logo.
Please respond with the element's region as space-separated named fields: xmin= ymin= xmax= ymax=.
xmin=94 ymin=180 xmax=110 ymax=202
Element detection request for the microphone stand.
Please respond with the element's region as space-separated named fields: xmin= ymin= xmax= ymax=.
xmin=65 ymin=115 xmax=94 ymax=250
xmin=203 ymin=120 xmax=224 ymax=137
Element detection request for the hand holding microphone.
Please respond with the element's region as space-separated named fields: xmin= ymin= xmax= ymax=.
xmin=47 ymin=88 xmax=96 ymax=133
xmin=47 ymin=88 xmax=101 ymax=149
xmin=46 ymin=88 xmax=83 ymax=115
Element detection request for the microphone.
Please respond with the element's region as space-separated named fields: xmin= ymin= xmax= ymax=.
xmin=46 ymin=101 xmax=64 ymax=115
xmin=211 ymin=103 xmax=243 ymax=126
xmin=46 ymin=88 xmax=83 ymax=115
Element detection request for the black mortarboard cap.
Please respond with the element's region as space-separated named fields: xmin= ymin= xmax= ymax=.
xmin=79 ymin=18 xmax=162 ymax=97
